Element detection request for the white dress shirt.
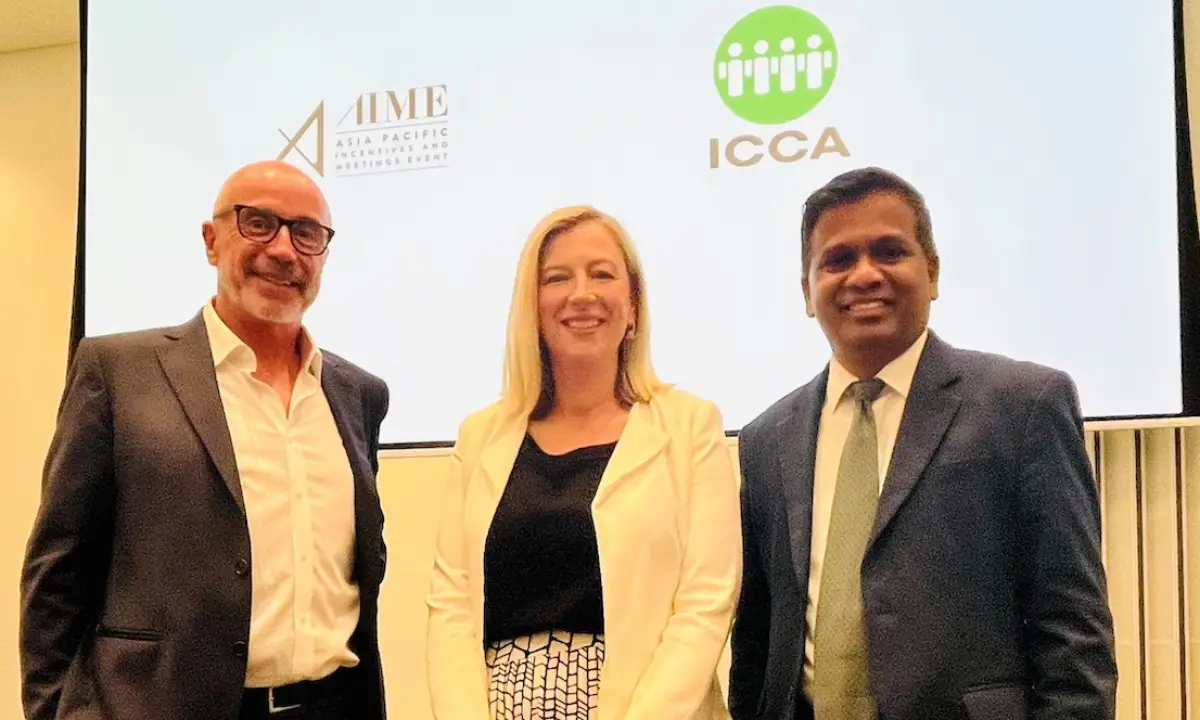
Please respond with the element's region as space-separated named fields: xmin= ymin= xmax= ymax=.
xmin=802 ymin=329 xmax=929 ymax=699
xmin=202 ymin=301 xmax=361 ymax=688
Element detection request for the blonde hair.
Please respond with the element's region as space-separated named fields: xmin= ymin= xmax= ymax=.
xmin=501 ymin=206 xmax=667 ymax=419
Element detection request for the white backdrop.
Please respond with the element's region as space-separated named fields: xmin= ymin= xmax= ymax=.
xmin=84 ymin=0 xmax=1181 ymax=444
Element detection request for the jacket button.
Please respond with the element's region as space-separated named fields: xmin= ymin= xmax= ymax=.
xmin=235 ymin=559 xmax=249 ymax=576
xmin=233 ymin=641 xmax=247 ymax=658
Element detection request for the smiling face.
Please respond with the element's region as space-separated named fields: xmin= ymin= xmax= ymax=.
xmin=537 ymin=219 xmax=635 ymax=368
xmin=803 ymin=191 xmax=939 ymax=376
xmin=201 ymin=161 xmax=331 ymax=328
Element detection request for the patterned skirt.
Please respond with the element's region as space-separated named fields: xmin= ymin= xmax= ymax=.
xmin=486 ymin=630 xmax=605 ymax=719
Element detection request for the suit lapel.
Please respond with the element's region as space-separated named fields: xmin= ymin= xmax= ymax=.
xmin=475 ymin=402 xmax=668 ymax=509
xmin=321 ymin=358 xmax=372 ymax=495
xmin=777 ymin=373 xmax=827 ymax=589
xmin=320 ymin=358 xmax=382 ymax=585
xmin=870 ymin=334 xmax=962 ymax=545
xmin=594 ymin=402 xmax=668 ymax=508
xmin=480 ymin=414 xmax=528 ymax=501
xmin=157 ymin=313 xmax=244 ymax=515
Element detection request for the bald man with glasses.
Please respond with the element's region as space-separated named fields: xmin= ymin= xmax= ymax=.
xmin=20 ymin=160 xmax=392 ymax=720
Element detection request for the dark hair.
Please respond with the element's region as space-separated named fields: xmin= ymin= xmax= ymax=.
xmin=800 ymin=166 xmax=937 ymax=275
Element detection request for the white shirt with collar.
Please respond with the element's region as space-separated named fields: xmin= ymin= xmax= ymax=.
xmin=802 ymin=329 xmax=930 ymax=698
xmin=202 ymin=301 xmax=360 ymax=688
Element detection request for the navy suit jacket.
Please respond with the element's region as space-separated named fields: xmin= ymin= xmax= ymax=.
xmin=728 ymin=331 xmax=1117 ymax=720
xmin=20 ymin=312 xmax=391 ymax=720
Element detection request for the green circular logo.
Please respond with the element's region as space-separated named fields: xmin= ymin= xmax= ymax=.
xmin=714 ymin=6 xmax=838 ymax=125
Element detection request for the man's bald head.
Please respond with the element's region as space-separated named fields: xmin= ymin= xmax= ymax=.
xmin=211 ymin=160 xmax=331 ymax=226
xmin=202 ymin=160 xmax=332 ymax=330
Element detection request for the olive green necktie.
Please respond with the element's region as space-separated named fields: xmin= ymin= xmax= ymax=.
xmin=812 ymin=378 xmax=886 ymax=720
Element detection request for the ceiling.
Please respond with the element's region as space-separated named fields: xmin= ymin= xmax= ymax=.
xmin=0 ymin=0 xmax=78 ymax=54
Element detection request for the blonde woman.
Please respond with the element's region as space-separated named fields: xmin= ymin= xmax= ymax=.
xmin=426 ymin=207 xmax=742 ymax=720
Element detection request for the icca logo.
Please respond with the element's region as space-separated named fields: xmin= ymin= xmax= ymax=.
xmin=709 ymin=5 xmax=849 ymax=169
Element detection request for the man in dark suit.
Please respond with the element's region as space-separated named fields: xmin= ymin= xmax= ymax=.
xmin=728 ymin=167 xmax=1117 ymax=720
xmin=20 ymin=160 xmax=390 ymax=720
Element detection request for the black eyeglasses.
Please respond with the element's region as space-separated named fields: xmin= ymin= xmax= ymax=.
xmin=216 ymin=205 xmax=335 ymax=256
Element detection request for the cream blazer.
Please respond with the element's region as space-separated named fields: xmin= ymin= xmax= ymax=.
xmin=426 ymin=387 xmax=742 ymax=720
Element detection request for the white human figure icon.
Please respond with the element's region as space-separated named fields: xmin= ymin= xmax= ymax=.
xmin=804 ymin=34 xmax=834 ymax=89
xmin=718 ymin=42 xmax=747 ymax=97
xmin=753 ymin=39 xmax=771 ymax=95
xmin=778 ymin=37 xmax=798 ymax=92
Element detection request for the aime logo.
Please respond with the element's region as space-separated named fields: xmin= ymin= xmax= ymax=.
xmin=277 ymin=85 xmax=450 ymax=178
xmin=709 ymin=5 xmax=849 ymax=169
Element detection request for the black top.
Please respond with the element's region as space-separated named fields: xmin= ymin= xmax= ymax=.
xmin=482 ymin=433 xmax=614 ymax=644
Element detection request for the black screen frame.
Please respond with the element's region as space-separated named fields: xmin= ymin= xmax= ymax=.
xmin=71 ymin=0 xmax=1200 ymax=450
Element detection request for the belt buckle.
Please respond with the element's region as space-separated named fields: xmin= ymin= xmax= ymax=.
xmin=268 ymin=687 xmax=302 ymax=714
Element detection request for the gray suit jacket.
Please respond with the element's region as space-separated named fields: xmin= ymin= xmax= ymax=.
xmin=728 ymin=331 xmax=1117 ymax=720
xmin=19 ymin=312 xmax=391 ymax=720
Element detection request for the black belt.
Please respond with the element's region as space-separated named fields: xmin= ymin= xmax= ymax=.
xmin=242 ymin=667 xmax=352 ymax=716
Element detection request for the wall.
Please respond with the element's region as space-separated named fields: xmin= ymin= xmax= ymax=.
xmin=0 ymin=41 xmax=81 ymax=717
